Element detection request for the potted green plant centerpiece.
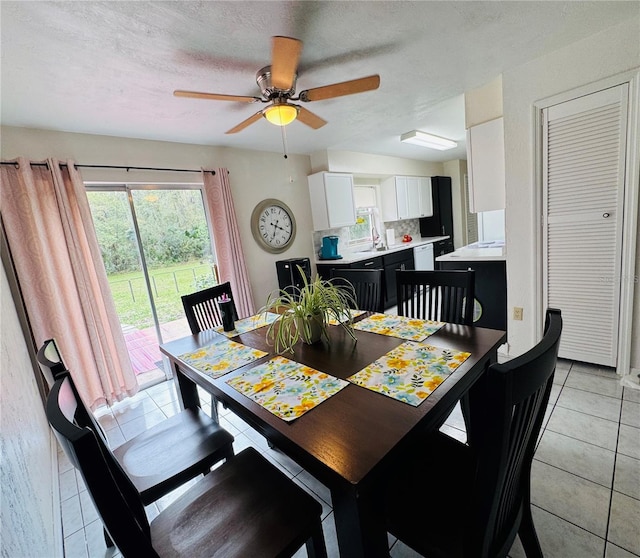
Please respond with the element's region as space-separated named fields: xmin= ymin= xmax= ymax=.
xmin=262 ymin=266 xmax=358 ymax=354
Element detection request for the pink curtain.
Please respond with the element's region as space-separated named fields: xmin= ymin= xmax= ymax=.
xmin=201 ymin=168 xmax=255 ymax=318
xmin=1 ymin=158 xmax=138 ymax=409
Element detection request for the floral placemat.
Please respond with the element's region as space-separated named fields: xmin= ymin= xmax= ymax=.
xmin=352 ymin=313 xmax=445 ymax=341
xmin=348 ymin=342 xmax=471 ymax=406
xmin=179 ymin=335 xmax=268 ymax=379
xmin=214 ymin=312 xmax=279 ymax=337
xmin=227 ymin=356 xmax=348 ymax=422
xmin=326 ymin=308 xmax=365 ymax=325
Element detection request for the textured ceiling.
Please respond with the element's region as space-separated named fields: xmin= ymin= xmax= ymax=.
xmin=1 ymin=1 xmax=635 ymax=162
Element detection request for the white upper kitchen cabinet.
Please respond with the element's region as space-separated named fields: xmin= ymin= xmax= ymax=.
xmin=381 ymin=176 xmax=433 ymax=221
xmin=307 ymin=172 xmax=357 ymax=231
xmin=467 ymin=117 xmax=506 ymax=213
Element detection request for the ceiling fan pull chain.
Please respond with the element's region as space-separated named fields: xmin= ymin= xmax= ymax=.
xmin=281 ymin=124 xmax=289 ymax=159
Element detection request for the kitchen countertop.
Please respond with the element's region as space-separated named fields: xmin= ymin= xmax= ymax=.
xmin=436 ymin=241 xmax=506 ymax=262
xmin=315 ymin=236 xmax=449 ymax=265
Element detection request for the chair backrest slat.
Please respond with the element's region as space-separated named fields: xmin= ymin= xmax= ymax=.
xmin=330 ymin=268 xmax=385 ymax=313
xmin=396 ymin=270 xmax=476 ymax=325
xmin=181 ymin=282 xmax=237 ymax=334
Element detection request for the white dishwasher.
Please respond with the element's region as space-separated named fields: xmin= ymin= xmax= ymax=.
xmin=413 ymin=243 xmax=435 ymax=270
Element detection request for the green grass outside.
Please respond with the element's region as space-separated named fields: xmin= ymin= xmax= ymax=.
xmin=108 ymin=261 xmax=216 ymax=329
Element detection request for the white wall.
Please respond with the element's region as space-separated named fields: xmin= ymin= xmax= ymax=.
xmin=502 ymin=16 xmax=640 ymax=369
xmin=311 ymin=149 xmax=443 ymax=177
xmin=465 ymin=74 xmax=503 ymax=128
xmin=1 ymin=260 xmax=60 ymax=557
xmin=214 ymin=146 xmax=314 ymax=308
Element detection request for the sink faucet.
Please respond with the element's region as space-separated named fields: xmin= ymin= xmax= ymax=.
xmin=372 ymin=226 xmax=381 ymax=249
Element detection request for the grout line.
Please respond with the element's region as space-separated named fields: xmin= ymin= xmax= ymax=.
xmin=544 ymin=417 xmax=619 ymax=448
xmin=602 ymin=388 xmax=626 ymax=557
xmin=529 ymin=504 xmax=607 ymax=552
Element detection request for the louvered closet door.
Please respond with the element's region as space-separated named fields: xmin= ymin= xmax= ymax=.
xmin=543 ymin=84 xmax=628 ymax=366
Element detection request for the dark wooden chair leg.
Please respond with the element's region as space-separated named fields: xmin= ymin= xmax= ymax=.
xmin=103 ymin=527 xmax=115 ymax=548
xmin=459 ymin=392 xmax=472 ymax=442
xmin=518 ymin=503 xmax=543 ymax=558
xmin=210 ymin=395 xmax=219 ymax=422
xmin=305 ymin=521 xmax=328 ymax=558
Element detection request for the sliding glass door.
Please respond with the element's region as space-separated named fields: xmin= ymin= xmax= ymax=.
xmin=86 ymin=184 xmax=217 ymax=388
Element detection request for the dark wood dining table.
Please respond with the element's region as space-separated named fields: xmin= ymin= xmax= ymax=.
xmin=160 ymin=313 xmax=506 ymax=558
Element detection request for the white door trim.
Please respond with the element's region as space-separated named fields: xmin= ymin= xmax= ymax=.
xmin=534 ymin=70 xmax=640 ymax=376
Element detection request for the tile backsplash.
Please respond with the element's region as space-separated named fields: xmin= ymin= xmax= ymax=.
xmin=312 ymin=219 xmax=421 ymax=256
xmin=385 ymin=219 xmax=420 ymax=241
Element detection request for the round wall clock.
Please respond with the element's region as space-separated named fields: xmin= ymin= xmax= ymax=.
xmin=250 ymin=198 xmax=297 ymax=254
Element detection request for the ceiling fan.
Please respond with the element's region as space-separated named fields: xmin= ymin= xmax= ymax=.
xmin=174 ymin=36 xmax=380 ymax=134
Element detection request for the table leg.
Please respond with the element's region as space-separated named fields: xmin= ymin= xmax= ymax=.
xmin=331 ymin=484 xmax=389 ymax=558
xmin=170 ymin=359 xmax=200 ymax=411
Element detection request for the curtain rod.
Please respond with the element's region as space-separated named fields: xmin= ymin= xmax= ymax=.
xmin=1 ymin=161 xmax=219 ymax=174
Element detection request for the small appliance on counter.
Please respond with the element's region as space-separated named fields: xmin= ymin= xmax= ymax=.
xmin=319 ymin=236 xmax=342 ymax=260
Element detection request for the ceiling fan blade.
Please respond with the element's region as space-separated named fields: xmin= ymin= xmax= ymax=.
xmin=174 ymin=90 xmax=262 ymax=103
xmin=271 ymin=36 xmax=302 ymax=90
xmin=299 ymin=74 xmax=380 ymax=102
xmin=225 ymin=111 xmax=264 ymax=134
xmin=296 ymin=106 xmax=327 ymax=129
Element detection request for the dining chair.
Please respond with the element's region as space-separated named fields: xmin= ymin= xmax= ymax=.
xmin=36 ymin=339 xmax=235 ymax=507
xmin=384 ymin=308 xmax=563 ymax=558
xmin=396 ymin=269 xmax=476 ymax=325
xmin=181 ymin=282 xmax=238 ymax=334
xmin=46 ymin=374 xmax=328 ymax=558
xmin=181 ymin=282 xmax=239 ymax=418
xmin=330 ymin=268 xmax=385 ymax=313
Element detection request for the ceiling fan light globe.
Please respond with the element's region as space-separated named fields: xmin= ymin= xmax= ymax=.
xmin=264 ymin=104 xmax=298 ymax=126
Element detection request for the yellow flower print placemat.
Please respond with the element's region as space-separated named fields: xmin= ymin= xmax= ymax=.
xmin=179 ymin=335 xmax=268 ymax=379
xmin=326 ymin=308 xmax=365 ymax=325
xmin=214 ymin=312 xmax=279 ymax=337
xmin=352 ymin=313 xmax=445 ymax=341
xmin=227 ymin=356 xmax=348 ymax=422
xmin=348 ymin=342 xmax=471 ymax=406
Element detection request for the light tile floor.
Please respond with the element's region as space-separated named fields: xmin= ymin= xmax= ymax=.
xmin=58 ymin=359 xmax=640 ymax=558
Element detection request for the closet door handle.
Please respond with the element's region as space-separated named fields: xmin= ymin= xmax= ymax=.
xmin=603 ymin=212 xmax=610 ymax=218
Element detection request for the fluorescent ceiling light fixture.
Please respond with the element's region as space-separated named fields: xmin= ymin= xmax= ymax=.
xmin=263 ymin=103 xmax=298 ymax=126
xmin=400 ymin=130 xmax=457 ymax=150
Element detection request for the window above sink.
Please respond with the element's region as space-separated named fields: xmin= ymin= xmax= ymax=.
xmin=348 ymin=185 xmax=383 ymax=250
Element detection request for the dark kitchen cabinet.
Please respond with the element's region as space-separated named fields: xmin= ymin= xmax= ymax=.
xmin=439 ymin=259 xmax=507 ymax=333
xmin=433 ymin=239 xmax=454 ymax=262
xmin=316 ymin=256 xmax=383 ymax=281
xmin=317 ymin=249 xmax=413 ymax=310
xmin=420 ymin=176 xmax=454 ymax=247
xmin=316 ymin=262 xmax=348 ymax=280
xmin=382 ymin=249 xmax=414 ymax=309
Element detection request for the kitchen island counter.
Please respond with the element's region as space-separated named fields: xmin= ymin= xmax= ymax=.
xmin=435 ymin=241 xmax=505 ymax=263
xmin=436 ymin=241 xmax=507 ymax=333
